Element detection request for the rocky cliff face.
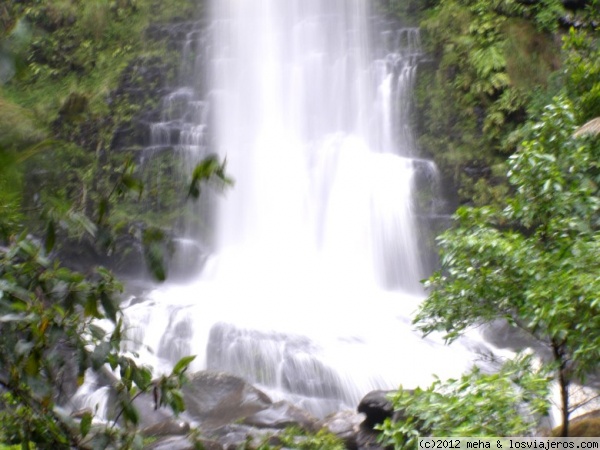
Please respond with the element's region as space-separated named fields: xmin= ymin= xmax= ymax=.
xmin=411 ymin=0 xmax=599 ymax=207
xmin=1 ymin=1 xmax=200 ymax=276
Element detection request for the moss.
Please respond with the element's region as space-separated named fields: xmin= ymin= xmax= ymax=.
xmin=552 ymin=418 xmax=600 ymax=437
xmin=0 ymin=95 xmax=45 ymax=148
xmin=504 ymin=20 xmax=561 ymax=92
xmin=0 ymin=0 xmax=197 ymax=266
xmin=3 ymin=0 xmax=195 ymax=124
xmin=412 ymin=0 xmax=571 ymax=205
xmin=57 ymin=91 xmax=88 ymax=121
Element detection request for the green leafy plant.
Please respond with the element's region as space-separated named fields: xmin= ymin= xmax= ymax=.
xmin=188 ymin=154 xmax=233 ymax=200
xmin=377 ymin=356 xmax=551 ymax=448
xmin=415 ymin=0 xmax=574 ymax=204
xmin=562 ymin=28 xmax=600 ymax=122
xmin=0 ymin=1 xmax=229 ymax=447
xmin=0 ymin=229 xmax=200 ymax=448
xmin=251 ymin=427 xmax=346 ymax=450
xmin=0 ymin=111 xmax=228 ymax=450
xmin=417 ymin=97 xmax=600 ymax=437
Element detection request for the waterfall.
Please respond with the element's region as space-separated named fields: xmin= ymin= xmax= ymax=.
xmin=207 ymin=1 xmax=425 ymax=292
xmin=103 ymin=1 xmax=497 ymax=418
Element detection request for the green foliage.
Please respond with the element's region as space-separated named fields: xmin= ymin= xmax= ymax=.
xmin=377 ymin=356 xmax=551 ymax=448
xmin=278 ymin=428 xmax=345 ymax=450
xmin=0 ymin=0 xmax=207 ymax=262
xmin=0 ymin=1 xmax=229 ymax=448
xmin=0 ymin=149 xmax=25 ymax=241
xmin=503 ymin=20 xmax=559 ymax=92
xmin=0 ymin=97 xmax=44 ymax=149
xmin=0 ymin=444 xmax=23 ymax=450
xmin=416 ymin=0 xmax=570 ymax=204
xmin=0 ymin=3 xmax=220 ymax=445
xmin=1 ymin=0 xmax=209 ymax=275
xmin=188 ymin=154 xmax=234 ymax=200
xmin=417 ymin=97 xmax=600 ymax=434
xmin=142 ymin=227 xmax=169 ymax=282
xmin=252 ymin=427 xmax=346 ymax=450
xmin=526 ymin=0 xmax=565 ymax=32
xmin=7 ymin=0 xmax=182 ymax=88
xmin=0 ymin=392 xmax=73 ymax=449
xmin=0 ymin=236 xmax=116 ymax=447
xmin=562 ymin=28 xmax=600 ymax=122
xmin=0 ymin=233 xmax=200 ymax=448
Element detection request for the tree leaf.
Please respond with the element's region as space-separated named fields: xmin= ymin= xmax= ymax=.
xmin=45 ymin=219 xmax=56 ymax=254
xmin=91 ymin=341 xmax=111 ymax=370
xmin=120 ymin=173 xmax=143 ymax=199
xmin=121 ymin=399 xmax=140 ymax=426
xmin=80 ymin=411 xmax=93 ymax=438
xmin=100 ymin=292 xmax=118 ymax=322
xmin=89 ymin=323 xmax=107 ymax=340
xmin=97 ymin=197 xmax=110 ymax=225
xmin=168 ymin=389 xmax=185 ymax=416
xmin=84 ymin=295 xmax=102 ymax=319
xmin=142 ymin=229 xmax=168 ymax=282
xmin=132 ymin=365 xmax=152 ymax=390
xmin=172 ymin=355 xmax=196 ymax=376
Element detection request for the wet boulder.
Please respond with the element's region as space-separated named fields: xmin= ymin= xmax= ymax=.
xmin=552 ymin=410 xmax=600 ymax=437
xmin=141 ymin=419 xmax=190 ymax=437
xmin=357 ymin=390 xmax=396 ymax=429
xmin=318 ymin=410 xmax=365 ymax=450
xmin=182 ymin=371 xmax=272 ymax=429
xmin=243 ymin=400 xmax=319 ymax=431
xmin=145 ymin=435 xmax=223 ymax=450
xmin=356 ymin=390 xmax=409 ymax=450
xmin=204 ymin=424 xmax=281 ymax=450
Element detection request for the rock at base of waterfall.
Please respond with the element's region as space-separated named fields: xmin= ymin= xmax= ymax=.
xmin=356 ymin=390 xmax=414 ymax=450
xmin=560 ymin=417 xmax=600 ymax=437
xmin=550 ymin=409 xmax=600 ymax=437
xmin=145 ymin=435 xmax=223 ymax=450
xmin=318 ymin=410 xmax=366 ymax=450
xmin=204 ymin=424 xmax=282 ymax=449
xmin=141 ymin=419 xmax=191 ymax=437
xmin=357 ymin=390 xmax=396 ymax=428
xmin=133 ymin=391 xmax=174 ymax=428
xmin=182 ymin=371 xmax=272 ymax=429
xmin=243 ymin=400 xmax=319 ymax=431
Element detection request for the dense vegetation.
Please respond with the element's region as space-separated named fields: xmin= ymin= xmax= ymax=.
xmin=1 ymin=0 xmax=599 ymax=447
xmin=0 ymin=0 xmax=230 ymax=448
xmin=413 ymin=98 xmax=600 ymax=437
xmin=414 ymin=0 xmax=599 ymax=206
xmin=0 ymin=0 xmax=202 ymax=268
xmin=377 ymin=0 xmax=600 ymax=444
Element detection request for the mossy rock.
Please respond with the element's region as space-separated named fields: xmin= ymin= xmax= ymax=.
xmin=552 ymin=417 xmax=600 ymax=437
xmin=58 ymin=92 xmax=88 ymax=121
xmin=0 ymin=97 xmax=45 ymax=147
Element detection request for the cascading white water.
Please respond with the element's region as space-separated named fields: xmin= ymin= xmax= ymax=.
xmin=207 ymin=0 xmax=425 ymax=292
xmin=103 ymin=0 xmax=501 ymax=418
